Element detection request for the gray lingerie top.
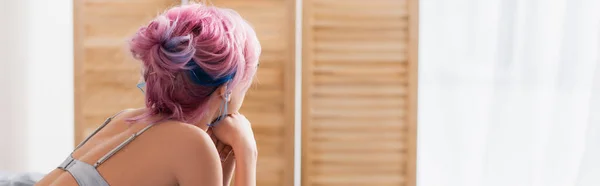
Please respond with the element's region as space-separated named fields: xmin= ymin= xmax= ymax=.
xmin=57 ymin=111 xmax=154 ymax=186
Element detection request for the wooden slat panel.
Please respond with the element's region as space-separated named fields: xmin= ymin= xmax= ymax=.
xmin=302 ymin=0 xmax=417 ymax=185
xmin=76 ymin=1 xmax=295 ymax=186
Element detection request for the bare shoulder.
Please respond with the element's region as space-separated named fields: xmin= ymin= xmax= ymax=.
xmin=155 ymin=121 xmax=222 ymax=185
xmin=156 ymin=121 xmax=212 ymax=146
xmin=116 ymin=109 xmax=211 ymax=146
xmin=152 ymin=121 xmax=218 ymax=161
xmin=115 ymin=109 xmax=214 ymax=153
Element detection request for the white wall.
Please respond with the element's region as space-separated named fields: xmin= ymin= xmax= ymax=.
xmin=0 ymin=0 xmax=74 ymax=173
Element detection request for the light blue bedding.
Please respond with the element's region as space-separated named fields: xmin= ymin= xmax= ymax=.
xmin=0 ymin=171 xmax=43 ymax=186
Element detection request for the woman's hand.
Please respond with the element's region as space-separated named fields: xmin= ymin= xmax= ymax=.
xmin=210 ymin=113 xmax=257 ymax=186
xmin=207 ymin=129 xmax=233 ymax=161
xmin=211 ymin=113 xmax=257 ymax=155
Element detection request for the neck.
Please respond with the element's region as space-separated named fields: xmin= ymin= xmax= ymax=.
xmin=193 ymin=96 xmax=224 ymax=131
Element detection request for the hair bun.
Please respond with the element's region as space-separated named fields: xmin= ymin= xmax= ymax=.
xmin=130 ymin=15 xmax=195 ymax=77
xmin=161 ymin=35 xmax=195 ymax=64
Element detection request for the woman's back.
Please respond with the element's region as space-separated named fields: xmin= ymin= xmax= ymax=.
xmin=36 ymin=109 xmax=221 ymax=186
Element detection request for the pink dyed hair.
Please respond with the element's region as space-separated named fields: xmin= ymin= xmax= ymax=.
xmin=128 ymin=3 xmax=261 ymax=123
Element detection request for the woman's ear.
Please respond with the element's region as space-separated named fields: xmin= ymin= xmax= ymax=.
xmin=217 ymin=85 xmax=231 ymax=102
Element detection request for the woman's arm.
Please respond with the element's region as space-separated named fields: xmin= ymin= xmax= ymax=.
xmin=216 ymin=140 xmax=258 ymax=186
xmin=221 ymin=153 xmax=235 ymax=186
xmin=212 ymin=114 xmax=258 ymax=186
xmin=208 ymin=128 xmax=235 ymax=186
xmin=233 ymin=145 xmax=257 ymax=186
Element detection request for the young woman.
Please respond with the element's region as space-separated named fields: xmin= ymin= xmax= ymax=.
xmin=36 ymin=3 xmax=260 ymax=186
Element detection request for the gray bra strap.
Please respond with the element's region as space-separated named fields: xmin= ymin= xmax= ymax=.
xmin=94 ymin=123 xmax=155 ymax=167
xmin=57 ymin=156 xmax=75 ymax=170
xmin=59 ymin=156 xmax=110 ymax=186
xmin=74 ymin=110 xmax=128 ymax=150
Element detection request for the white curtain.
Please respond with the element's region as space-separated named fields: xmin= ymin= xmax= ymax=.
xmin=418 ymin=0 xmax=600 ymax=186
xmin=0 ymin=0 xmax=74 ymax=173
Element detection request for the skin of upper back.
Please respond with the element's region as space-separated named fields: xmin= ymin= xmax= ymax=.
xmin=35 ymin=109 xmax=222 ymax=186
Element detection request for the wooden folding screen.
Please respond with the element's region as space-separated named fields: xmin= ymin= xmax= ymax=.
xmin=301 ymin=0 xmax=418 ymax=186
xmin=74 ymin=0 xmax=295 ymax=185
